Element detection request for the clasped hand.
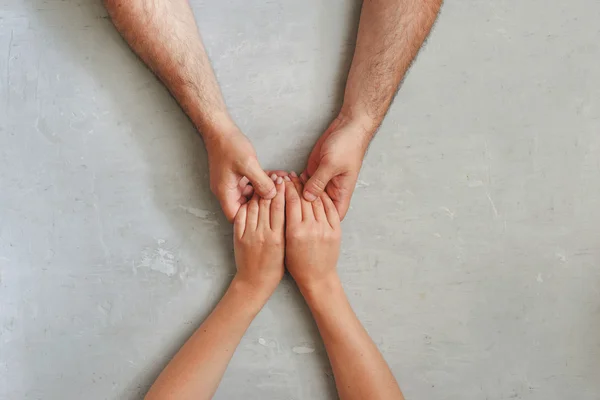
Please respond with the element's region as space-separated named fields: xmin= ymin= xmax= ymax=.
xmin=233 ymin=173 xmax=341 ymax=298
xmin=206 ymin=114 xmax=370 ymax=222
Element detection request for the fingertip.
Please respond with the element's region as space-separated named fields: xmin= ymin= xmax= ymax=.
xmin=263 ymin=185 xmax=277 ymax=200
xmin=238 ymin=176 xmax=250 ymax=188
xmin=242 ymin=184 xmax=254 ymax=197
xmin=276 ymin=176 xmax=283 ymax=185
xmin=276 ymin=178 xmax=286 ymax=194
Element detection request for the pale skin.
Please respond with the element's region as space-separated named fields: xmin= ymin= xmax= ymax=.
xmin=145 ymin=174 xmax=404 ymax=400
xmin=103 ymin=0 xmax=443 ymax=221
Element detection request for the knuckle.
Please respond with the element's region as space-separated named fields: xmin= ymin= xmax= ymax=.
xmin=309 ymin=177 xmax=328 ymax=192
xmin=286 ymin=193 xmax=300 ymax=204
xmin=287 ymin=227 xmax=305 ymax=241
xmin=270 ymin=232 xmax=284 ymax=246
xmin=253 ymin=180 xmax=269 ymax=192
xmin=271 ymin=200 xmax=284 ymax=211
xmin=322 ymin=227 xmax=336 ymax=240
xmin=238 ymin=235 xmax=250 ymax=246
xmin=329 ymin=229 xmax=341 ymax=241
xmin=235 ymin=154 xmax=254 ymax=169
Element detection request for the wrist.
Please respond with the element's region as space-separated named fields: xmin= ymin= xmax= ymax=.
xmin=198 ymin=115 xmax=240 ymax=147
xmin=231 ymin=274 xmax=278 ymax=305
xmin=338 ymin=106 xmax=380 ymax=139
xmin=298 ymin=272 xmax=343 ymax=305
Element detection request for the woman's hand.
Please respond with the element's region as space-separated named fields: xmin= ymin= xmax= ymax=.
xmin=283 ymin=175 xmax=342 ymax=292
xmin=233 ymin=175 xmax=286 ymax=297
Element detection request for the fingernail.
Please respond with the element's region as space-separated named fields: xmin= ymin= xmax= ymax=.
xmin=290 ymin=171 xmax=298 ymax=178
xmin=270 ymin=173 xmax=277 ymax=182
xmin=304 ymin=191 xmax=317 ymax=201
xmin=300 ymin=172 xmax=307 ymax=182
xmin=276 ymin=176 xmax=283 ymax=184
xmin=284 ymin=176 xmax=291 ymax=182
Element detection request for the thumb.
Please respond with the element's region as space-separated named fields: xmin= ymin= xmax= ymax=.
xmin=243 ymin=160 xmax=276 ymax=199
xmin=303 ymin=163 xmax=336 ymax=201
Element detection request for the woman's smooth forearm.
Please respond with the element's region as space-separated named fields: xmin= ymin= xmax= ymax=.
xmin=145 ymin=277 xmax=272 ymax=400
xmin=301 ymin=274 xmax=404 ymax=400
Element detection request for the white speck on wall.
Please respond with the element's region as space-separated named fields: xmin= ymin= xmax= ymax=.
xmin=292 ymin=345 xmax=315 ymax=354
xmin=536 ymin=273 xmax=543 ymax=283
xmin=555 ymin=251 xmax=567 ymax=263
xmin=440 ymin=207 xmax=455 ymax=219
xmin=467 ymin=180 xmax=484 ymax=188
xmin=356 ymin=180 xmax=370 ymax=188
xmin=179 ymin=206 xmax=218 ymax=225
xmin=257 ymin=337 xmax=277 ymax=349
xmin=137 ymin=240 xmax=177 ymax=277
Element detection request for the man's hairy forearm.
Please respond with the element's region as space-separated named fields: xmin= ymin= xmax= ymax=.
xmin=103 ymin=0 xmax=233 ymax=139
xmin=342 ymin=0 xmax=442 ymax=134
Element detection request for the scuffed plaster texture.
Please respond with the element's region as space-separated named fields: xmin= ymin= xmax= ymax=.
xmin=1 ymin=1 xmax=599 ymax=399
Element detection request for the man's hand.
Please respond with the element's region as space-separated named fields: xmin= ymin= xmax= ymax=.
xmin=206 ymin=128 xmax=276 ymax=222
xmin=284 ymin=175 xmax=341 ymax=291
xmin=233 ymin=176 xmax=285 ymax=294
xmin=302 ymin=115 xmax=371 ymax=220
xmin=103 ymin=0 xmax=277 ymax=222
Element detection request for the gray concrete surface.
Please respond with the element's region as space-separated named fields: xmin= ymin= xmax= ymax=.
xmin=1 ymin=1 xmax=599 ymax=399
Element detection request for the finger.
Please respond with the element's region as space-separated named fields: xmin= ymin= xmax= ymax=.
xmin=244 ymin=160 xmax=276 ymax=199
xmin=238 ymin=176 xmax=250 ymax=188
xmin=242 ymin=184 xmax=254 ymax=197
xmin=312 ymin=196 xmax=326 ymax=222
xmin=258 ymin=195 xmax=272 ymax=229
xmin=233 ymin=203 xmax=248 ymax=239
xmin=321 ymin=193 xmax=341 ymax=228
xmin=285 ymin=177 xmax=302 ymax=225
xmin=303 ymin=163 xmax=337 ymax=202
xmin=300 ymin=171 xmax=308 ymax=184
xmin=290 ymin=175 xmax=313 ymax=220
xmin=246 ymin=193 xmax=260 ymax=231
xmin=270 ymin=177 xmax=285 ymax=231
xmin=265 ymin=170 xmax=289 ymax=178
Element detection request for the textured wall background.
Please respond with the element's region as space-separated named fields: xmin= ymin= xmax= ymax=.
xmin=1 ymin=1 xmax=599 ymax=399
